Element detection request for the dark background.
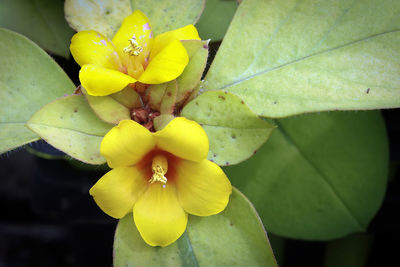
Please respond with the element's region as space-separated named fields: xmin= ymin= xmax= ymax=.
xmin=0 ymin=49 xmax=399 ymax=267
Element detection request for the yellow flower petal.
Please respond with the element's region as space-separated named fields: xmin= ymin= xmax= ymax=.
xmin=138 ymin=40 xmax=189 ymax=84
xmin=101 ymin=120 xmax=156 ymax=168
xmin=176 ymin=159 xmax=232 ymax=216
xmin=80 ymin=64 xmax=136 ymax=96
xmin=70 ymin=30 xmax=121 ymax=70
xmin=150 ymin=25 xmax=200 ymax=59
xmin=134 ymin=183 xmax=187 ymax=247
xmin=154 ymin=117 xmax=208 ymax=162
xmin=89 ymin=166 xmax=148 ymax=219
xmin=112 ymin=10 xmax=153 ymax=57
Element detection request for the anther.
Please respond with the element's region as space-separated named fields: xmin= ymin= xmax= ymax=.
xmin=149 ymin=155 xmax=168 ymax=184
xmin=123 ymin=37 xmax=143 ymax=56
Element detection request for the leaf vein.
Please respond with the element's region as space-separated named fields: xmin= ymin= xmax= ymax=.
xmin=275 ymin=120 xmax=365 ymax=229
xmin=218 ymin=30 xmax=400 ymax=91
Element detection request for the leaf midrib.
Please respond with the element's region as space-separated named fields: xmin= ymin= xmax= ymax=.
xmin=275 ymin=120 xmax=365 ymax=229
xmin=202 ymin=123 xmax=272 ymax=130
xmin=215 ymin=30 xmax=400 ymax=91
xmin=27 ymin=122 xmax=107 ymax=137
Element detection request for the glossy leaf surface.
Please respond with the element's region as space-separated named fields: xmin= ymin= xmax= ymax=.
xmin=27 ymin=95 xmax=113 ymax=164
xmin=224 ymin=111 xmax=388 ymax=239
xmin=182 ymin=91 xmax=275 ymax=165
xmin=205 ymin=0 xmax=400 ymax=117
xmin=0 ymin=28 xmax=75 ymax=153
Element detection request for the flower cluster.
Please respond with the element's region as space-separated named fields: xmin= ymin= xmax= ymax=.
xmin=70 ymin=10 xmax=232 ymax=247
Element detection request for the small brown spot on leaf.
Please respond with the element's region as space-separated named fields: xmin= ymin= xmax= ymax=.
xmin=167 ymin=92 xmax=172 ymax=97
xmin=241 ymin=100 xmax=245 ymax=104
xmin=253 ymin=150 xmax=257 ymax=155
xmin=366 ymin=88 xmax=370 ymax=94
xmin=213 ymin=154 xmax=217 ymax=157
xmin=225 ymin=161 xmax=230 ymax=166
xmin=74 ymin=108 xmax=78 ymax=113
xmin=218 ymin=95 xmax=225 ymax=100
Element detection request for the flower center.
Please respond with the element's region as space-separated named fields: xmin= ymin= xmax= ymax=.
xmin=123 ymin=37 xmax=143 ymax=56
xmin=149 ymin=154 xmax=168 ymax=184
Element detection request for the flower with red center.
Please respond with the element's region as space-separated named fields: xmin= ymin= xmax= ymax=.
xmin=89 ymin=117 xmax=232 ymax=246
xmin=70 ymin=10 xmax=200 ymax=96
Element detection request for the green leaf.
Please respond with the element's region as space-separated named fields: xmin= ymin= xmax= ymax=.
xmin=176 ymin=40 xmax=209 ymax=105
xmin=224 ymin=111 xmax=388 ymax=240
xmin=196 ymin=0 xmax=238 ymax=41
xmin=160 ymin=80 xmax=178 ymax=114
xmin=27 ymin=95 xmax=113 ymax=164
xmin=0 ymin=0 xmax=74 ymax=57
xmin=0 ymin=28 xmax=75 ymax=153
xmin=147 ymin=83 xmax=168 ymax=111
xmin=83 ymin=87 xmax=140 ymax=125
xmin=65 ymin=0 xmax=205 ymax=39
xmin=153 ymin=114 xmax=174 ymax=131
xmin=130 ymin=0 xmax=205 ymax=35
xmin=182 ymin=91 xmax=275 ymax=166
xmin=65 ymin=0 xmax=132 ymax=39
xmin=204 ymin=0 xmax=400 ymax=117
xmin=114 ymin=188 xmax=277 ymax=267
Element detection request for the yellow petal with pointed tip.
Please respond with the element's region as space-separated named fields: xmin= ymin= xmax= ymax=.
xmin=176 ymin=159 xmax=232 ymax=216
xmin=138 ymin=40 xmax=189 ymax=84
xmin=89 ymin=167 xmax=148 ymax=219
xmin=70 ymin=30 xmax=121 ymax=70
xmin=80 ymin=64 xmax=136 ymax=96
xmin=101 ymin=120 xmax=156 ymax=168
xmin=134 ymin=183 xmax=187 ymax=247
xmin=112 ymin=10 xmax=153 ymax=57
xmin=154 ymin=117 xmax=208 ymax=162
xmin=150 ymin=25 xmax=200 ymax=60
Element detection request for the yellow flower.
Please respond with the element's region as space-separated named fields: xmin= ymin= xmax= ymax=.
xmin=89 ymin=117 xmax=232 ymax=247
xmin=70 ymin=10 xmax=200 ymax=96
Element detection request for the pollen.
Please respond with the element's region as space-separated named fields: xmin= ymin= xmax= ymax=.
xmin=123 ymin=37 xmax=143 ymax=56
xmin=149 ymin=154 xmax=168 ymax=184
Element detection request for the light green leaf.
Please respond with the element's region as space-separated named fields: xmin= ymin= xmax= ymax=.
xmin=147 ymin=83 xmax=168 ymax=111
xmin=65 ymin=0 xmax=132 ymax=39
xmin=27 ymin=95 xmax=113 ymax=164
xmin=196 ymin=0 xmax=238 ymax=41
xmin=85 ymin=94 xmax=131 ymax=125
xmin=204 ymin=0 xmax=400 ymax=117
xmin=65 ymin=0 xmax=205 ymax=39
xmin=0 ymin=28 xmax=75 ymax=153
xmin=153 ymin=114 xmax=174 ymax=131
xmin=182 ymin=91 xmax=275 ymax=166
xmin=176 ymin=40 xmax=209 ymax=105
xmin=83 ymin=87 xmax=140 ymax=125
xmin=114 ymin=188 xmax=277 ymax=267
xmin=130 ymin=0 xmax=205 ymax=35
xmin=160 ymin=80 xmax=178 ymax=114
xmin=0 ymin=0 xmax=74 ymax=57
xmin=224 ymin=111 xmax=388 ymax=240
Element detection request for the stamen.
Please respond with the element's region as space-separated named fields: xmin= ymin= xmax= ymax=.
xmin=123 ymin=37 xmax=143 ymax=56
xmin=149 ymin=154 xmax=168 ymax=184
